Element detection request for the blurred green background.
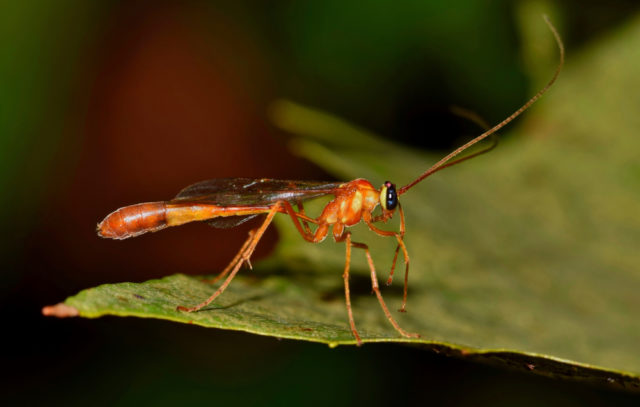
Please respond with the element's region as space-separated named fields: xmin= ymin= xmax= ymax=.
xmin=3 ymin=0 xmax=639 ymax=405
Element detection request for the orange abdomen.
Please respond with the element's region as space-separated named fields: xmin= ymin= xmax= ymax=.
xmin=97 ymin=202 xmax=167 ymax=240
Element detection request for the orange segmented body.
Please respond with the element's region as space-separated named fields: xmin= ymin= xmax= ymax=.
xmin=97 ymin=201 xmax=274 ymax=240
xmin=98 ymin=202 xmax=167 ymax=240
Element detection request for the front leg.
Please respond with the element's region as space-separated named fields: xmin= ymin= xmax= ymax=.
xmin=364 ymin=205 xmax=411 ymax=312
xmin=338 ymin=232 xmax=419 ymax=340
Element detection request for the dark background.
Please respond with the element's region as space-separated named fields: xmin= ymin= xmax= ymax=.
xmin=3 ymin=1 xmax=639 ymax=405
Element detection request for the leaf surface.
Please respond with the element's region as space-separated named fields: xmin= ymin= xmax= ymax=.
xmin=46 ymin=14 xmax=640 ymax=389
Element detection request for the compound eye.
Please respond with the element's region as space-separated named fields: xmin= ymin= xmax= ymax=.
xmin=380 ymin=181 xmax=398 ymax=211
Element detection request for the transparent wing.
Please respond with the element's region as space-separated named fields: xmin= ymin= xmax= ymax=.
xmin=206 ymin=214 xmax=262 ymax=229
xmin=171 ymin=178 xmax=342 ymax=206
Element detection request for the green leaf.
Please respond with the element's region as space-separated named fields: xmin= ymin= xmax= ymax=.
xmin=45 ymin=15 xmax=640 ymax=389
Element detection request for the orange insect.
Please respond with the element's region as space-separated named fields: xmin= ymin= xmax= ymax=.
xmin=98 ymin=18 xmax=563 ymax=345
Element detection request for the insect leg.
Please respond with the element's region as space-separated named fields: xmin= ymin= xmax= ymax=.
xmin=348 ymin=239 xmax=419 ymax=339
xmin=177 ymin=203 xmax=281 ymax=313
xmin=364 ymin=204 xmax=411 ymax=312
xmin=281 ymin=201 xmax=329 ymax=243
xmin=394 ymin=235 xmax=410 ymax=312
xmin=296 ymin=202 xmax=312 ymax=234
xmin=341 ymin=232 xmax=362 ymax=345
xmin=201 ymin=230 xmax=255 ymax=285
xmin=386 ymin=244 xmax=401 ymax=286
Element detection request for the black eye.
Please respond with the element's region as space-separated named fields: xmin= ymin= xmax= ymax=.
xmin=384 ymin=181 xmax=397 ymax=210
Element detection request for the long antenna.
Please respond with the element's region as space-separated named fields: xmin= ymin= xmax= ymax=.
xmin=398 ymin=15 xmax=564 ymax=196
